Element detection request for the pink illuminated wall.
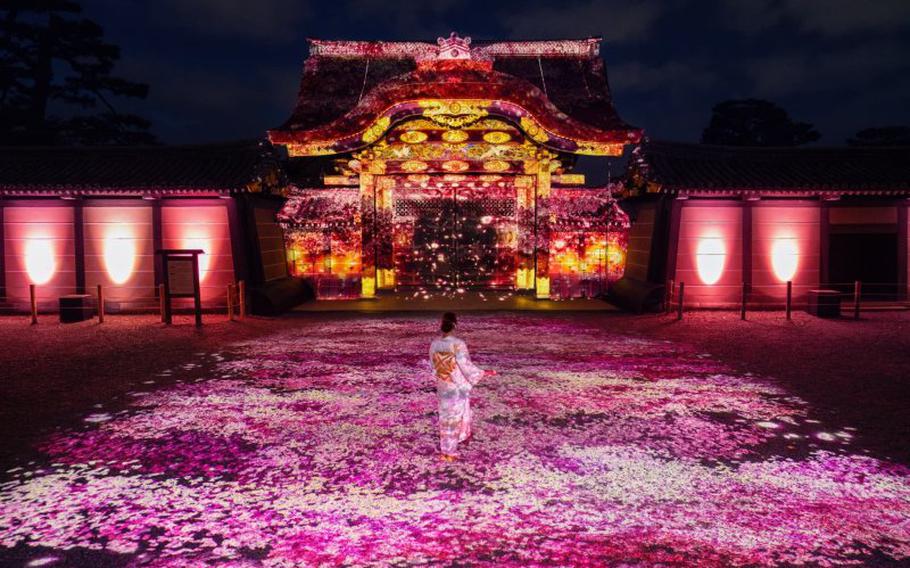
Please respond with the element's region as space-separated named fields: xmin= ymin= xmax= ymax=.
xmin=84 ymin=204 xmax=155 ymax=308
xmin=752 ymin=204 xmax=820 ymax=304
xmin=3 ymin=205 xmax=75 ymax=307
xmin=675 ymin=203 xmax=742 ymax=307
xmin=161 ymin=204 xmax=234 ymax=303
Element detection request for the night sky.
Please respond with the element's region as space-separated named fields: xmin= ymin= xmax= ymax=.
xmin=82 ymin=0 xmax=910 ymax=146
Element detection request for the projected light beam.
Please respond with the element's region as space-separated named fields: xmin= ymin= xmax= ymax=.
xmin=103 ymin=227 xmax=137 ymax=284
xmin=696 ymin=237 xmax=725 ymax=285
xmin=24 ymin=238 xmax=56 ymax=285
xmin=771 ymin=238 xmax=799 ymax=282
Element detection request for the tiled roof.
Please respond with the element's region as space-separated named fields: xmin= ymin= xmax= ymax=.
xmin=276 ymin=38 xmax=634 ymax=135
xmin=638 ymin=141 xmax=910 ymax=196
xmin=0 ymin=141 xmax=280 ymax=196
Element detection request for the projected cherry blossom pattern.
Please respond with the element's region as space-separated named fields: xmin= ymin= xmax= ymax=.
xmin=2 ymin=316 xmax=910 ymax=567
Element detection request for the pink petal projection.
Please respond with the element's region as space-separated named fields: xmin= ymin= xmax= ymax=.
xmin=1 ymin=316 xmax=909 ymax=566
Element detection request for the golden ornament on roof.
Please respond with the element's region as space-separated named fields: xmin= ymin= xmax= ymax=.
xmin=441 ymin=160 xmax=470 ymax=172
xmin=441 ymin=130 xmax=470 ymax=143
xmin=483 ymin=160 xmax=510 ymax=172
xmin=519 ymin=116 xmax=549 ymax=143
xmin=399 ymin=130 xmax=428 ymax=144
xmin=362 ymin=116 xmax=391 ymax=144
xmin=419 ymin=100 xmax=490 ymax=128
xmin=400 ymin=160 xmax=429 ymax=172
xmin=483 ymin=131 xmax=512 ymax=144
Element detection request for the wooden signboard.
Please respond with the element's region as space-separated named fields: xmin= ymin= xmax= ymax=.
xmin=156 ymin=249 xmax=203 ymax=326
xmin=167 ymin=257 xmax=196 ymax=296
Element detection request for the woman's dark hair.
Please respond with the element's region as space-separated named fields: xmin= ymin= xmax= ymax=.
xmin=441 ymin=312 xmax=457 ymax=333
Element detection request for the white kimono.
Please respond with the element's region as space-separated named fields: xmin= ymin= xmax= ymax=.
xmin=429 ymin=335 xmax=484 ymax=456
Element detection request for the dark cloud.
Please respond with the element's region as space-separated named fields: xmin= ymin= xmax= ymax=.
xmin=747 ymin=41 xmax=908 ymax=97
xmin=347 ymin=0 xmax=458 ymax=33
xmin=502 ymin=0 xmax=664 ymax=42
xmin=158 ymin=0 xmax=311 ymax=43
xmin=115 ymin=55 xmax=299 ymax=142
xmin=610 ymin=61 xmax=718 ymax=93
xmin=724 ymin=0 xmax=910 ymax=36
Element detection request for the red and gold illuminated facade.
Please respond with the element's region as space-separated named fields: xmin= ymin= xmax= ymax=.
xmin=269 ymin=34 xmax=640 ymax=299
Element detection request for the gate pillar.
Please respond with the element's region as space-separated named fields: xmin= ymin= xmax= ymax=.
xmin=534 ymin=158 xmax=553 ymax=299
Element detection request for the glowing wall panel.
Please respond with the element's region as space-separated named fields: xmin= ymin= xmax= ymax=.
xmin=84 ymin=204 xmax=155 ymax=307
xmin=676 ymin=203 xmax=742 ymax=307
xmin=752 ymin=204 xmax=820 ymax=303
xmin=161 ymin=204 xmax=234 ymax=302
xmin=3 ymin=205 xmax=76 ymax=306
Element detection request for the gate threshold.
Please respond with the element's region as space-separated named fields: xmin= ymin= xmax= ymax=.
xmin=292 ymin=292 xmax=619 ymax=312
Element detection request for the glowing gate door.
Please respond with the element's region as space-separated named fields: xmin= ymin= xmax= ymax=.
xmin=390 ymin=176 xmax=518 ymax=290
xmin=392 ymin=183 xmax=456 ymax=288
xmin=454 ymin=182 xmax=517 ymax=289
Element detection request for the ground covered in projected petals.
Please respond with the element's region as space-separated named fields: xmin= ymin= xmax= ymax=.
xmin=2 ymin=315 xmax=909 ymax=566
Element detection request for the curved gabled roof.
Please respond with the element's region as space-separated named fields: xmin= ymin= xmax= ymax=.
xmin=269 ymin=36 xmax=641 ymax=157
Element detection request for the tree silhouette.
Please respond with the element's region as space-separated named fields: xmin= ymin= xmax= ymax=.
xmin=701 ymin=99 xmax=820 ymax=147
xmin=847 ymin=126 xmax=910 ymax=147
xmin=0 ymin=0 xmax=155 ymax=145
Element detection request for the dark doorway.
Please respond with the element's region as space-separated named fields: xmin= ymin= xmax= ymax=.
xmin=828 ymin=232 xmax=899 ymax=299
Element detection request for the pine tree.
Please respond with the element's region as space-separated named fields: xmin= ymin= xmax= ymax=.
xmin=0 ymin=0 xmax=155 ymax=145
xmin=701 ymin=99 xmax=820 ymax=147
xmin=847 ymin=126 xmax=910 ymax=147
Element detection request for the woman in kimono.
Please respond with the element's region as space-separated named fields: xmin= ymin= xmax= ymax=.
xmin=429 ymin=312 xmax=495 ymax=461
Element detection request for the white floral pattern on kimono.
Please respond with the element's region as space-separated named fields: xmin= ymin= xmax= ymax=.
xmin=429 ymin=335 xmax=484 ymax=456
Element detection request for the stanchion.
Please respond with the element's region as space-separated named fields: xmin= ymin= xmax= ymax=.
xmin=29 ymin=284 xmax=38 ymax=325
xmin=665 ymin=279 xmax=674 ymax=314
xmin=676 ymin=282 xmax=685 ymax=321
xmin=741 ymin=282 xmax=748 ymax=320
xmin=785 ymin=281 xmax=792 ymax=320
xmin=238 ymin=280 xmax=246 ymax=319
xmin=227 ymin=283 xmax=235 ymax=321
xmin=853 ymin=280 xmax=862 ymax=320
xmin=97 ymin=284 xmax=105 ymax=323
xmin=159 ymin=283 xmax=167 ymax=324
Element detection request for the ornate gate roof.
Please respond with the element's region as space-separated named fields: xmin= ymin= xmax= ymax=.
xmin=269 ymin=34 xmax=641 ymax=157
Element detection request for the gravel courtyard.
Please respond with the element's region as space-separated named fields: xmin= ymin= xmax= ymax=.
xmin=1 ymin=312 xmax=909 ymax=566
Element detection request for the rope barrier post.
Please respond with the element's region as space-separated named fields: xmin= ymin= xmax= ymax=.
xmin=741 ymin=282 xmax=748 ymax=320
xmin=676 ymin=282 xmax=685 ymax=321
xmin=97 ymin=284 xmax=104 ymax=324
xmin=238 ymin=280 xmax=246 ymax=319
xmin=853 ymin=280 xmax=862 ymax=320
xmin=29 ymin=284 xmax=37 ymax=325
xmin=665 ymin=279 xmax=674 ymax=314
xmin=786 ymin=281 xmax=793 ymax=320
xmin=227 ymin=283 xmax=235 ymax=321
xmin=159 ymin=283 xmax=167 ymax=324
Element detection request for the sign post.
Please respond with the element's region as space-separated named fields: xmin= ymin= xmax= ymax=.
xmin=157 ymin=249 xmax=204 ymax=326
